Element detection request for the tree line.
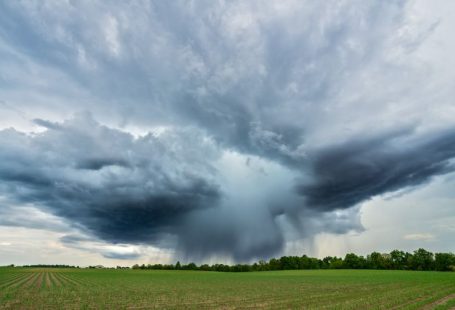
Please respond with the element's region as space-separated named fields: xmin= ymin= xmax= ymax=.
xmin=132 ymin=249 xmax=455 ymax=272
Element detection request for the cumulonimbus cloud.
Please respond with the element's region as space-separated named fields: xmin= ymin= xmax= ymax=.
xmin=1 ymin=0 xmax=455 ymax=261
xmin=1 ymin=115 xmax=454 ymax=262
xmin=0 ymin=114 xmax=221 ymax=246
xmin=298 ymin=128 xmax=455 ymax=211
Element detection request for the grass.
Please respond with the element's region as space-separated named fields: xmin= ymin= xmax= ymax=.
xmin=0 ymin=268 xmax=454 ymax=309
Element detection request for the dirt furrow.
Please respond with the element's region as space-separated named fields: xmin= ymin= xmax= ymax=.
xmin=57 ymin=273 xmax=86 ymax=287
xmin=54 ymin=273 xmax=81 ymax=287
xmin=48 ymin=272 xmax=61 ymax=287
xmin=422 ymin=293 xmax=455 ymax=310
xmin=21 ymin=272 xmax=41 ymax=289
xmin=0 ymin=273 xmax=24 ymax=285
xmin=5 ymin=273 xmax=36 ymax=289
xmin=0 ymin=273 xmax=29 ymax=288
xmin=34 ymin=272 xmax=44 ymax=289
xmin=45 ymin=272 xmax=51 ymax=288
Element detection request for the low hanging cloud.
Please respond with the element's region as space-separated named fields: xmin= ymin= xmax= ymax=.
xmin=0 ymin=115 xmax=363 ymax=261
xmin=1 ymin=115 xmax=454 ymax=262
xmin=298 ymin=128 xmax=455 ymax=211
xmin=60 ymin=234 xmax=143 ymax=260
xmin=0 ymin=114 xmax=221 ymax=246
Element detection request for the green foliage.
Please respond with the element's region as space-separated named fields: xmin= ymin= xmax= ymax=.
xmin=435 ymin=253 xmax=455 ymax=271
xmin=409 ymin=248 xmax=435 ymax=271
xmin=344 ymin=253 xmax=365 ymax=269
xmin=130 ymin=249 xmax=454 ymax=272
xmin=390 ymin=250 xmax=409 ymax=270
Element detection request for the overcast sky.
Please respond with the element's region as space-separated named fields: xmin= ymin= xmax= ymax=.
xmin=1 ymin=0 xmax=454 ymax=266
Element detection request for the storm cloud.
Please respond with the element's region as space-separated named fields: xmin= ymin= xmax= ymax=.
xmin=0 ymin=114 xmax=221 ymax=245
xmin=1 ymin=1 xmax=455 ymax=262
xmin=299 ymin=129 xmax=455 ymax=211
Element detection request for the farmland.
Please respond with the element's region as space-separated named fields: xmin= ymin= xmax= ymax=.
xmin=0 ymin=268 xmax=454 ymax=309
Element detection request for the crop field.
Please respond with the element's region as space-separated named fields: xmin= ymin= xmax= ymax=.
xmin=0 ymin=268 xmax=454 ymax=309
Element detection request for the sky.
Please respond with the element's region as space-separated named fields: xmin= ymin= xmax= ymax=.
xmin=0 ymin=0 xmax=454 ymax=267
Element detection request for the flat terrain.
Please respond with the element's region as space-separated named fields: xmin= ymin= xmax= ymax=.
xmin=0 ymin=268 xmax=454 ymax=309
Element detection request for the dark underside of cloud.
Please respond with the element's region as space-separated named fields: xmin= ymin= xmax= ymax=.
xmin=0 ymin=116 xmax=455 ymax=261
xmin=59 ymin=234 xmax=142 ymax=260
xmin=298 ymin=129 xmax=455 ymax=212
xmin=101 ymin=251 xmax=141 ymax=260
xmin=0 ymin=115 xmax=221 ymax=246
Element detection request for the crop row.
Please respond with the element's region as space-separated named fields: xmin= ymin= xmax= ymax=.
xmin=0 ymin=271 xmax=84 ymax=290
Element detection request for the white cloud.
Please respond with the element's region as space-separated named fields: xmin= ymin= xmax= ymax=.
xmin=104 ymin=14 xmax=121 ymax=56
xmin=403 ymin=233 xmax=435 ymax=241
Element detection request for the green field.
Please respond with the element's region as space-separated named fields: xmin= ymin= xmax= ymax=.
xmin=0 ymin=268 xmax=454 ymax=309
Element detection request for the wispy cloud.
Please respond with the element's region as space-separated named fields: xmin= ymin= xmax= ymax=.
xmin=403 ymin=233 xmax=435 ymax=241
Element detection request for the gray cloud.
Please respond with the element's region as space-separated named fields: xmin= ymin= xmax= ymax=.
xmin=177 ymin=207 xmax=285 ymax=262
xmin=0 ymin=114 xmax=221 ymax=246
xmin=1 ymin=1 xmax=455 ymax=262
xmin=0 ymin=203 xmax=70 ymax=233
xmin=101 ymin=251 xmax=141 ymax=260
xmin=298 ymin=128 xmax=455 ymax=211
xmin=60 ymin=234 xmax=143 ymax=260
xmin=0 ymin=1 xmax=422 ymax=135
xmin=2 ymin=117 xmax=452 ymax=262
xmin=0 ymin=115 xmax=362 ymax=262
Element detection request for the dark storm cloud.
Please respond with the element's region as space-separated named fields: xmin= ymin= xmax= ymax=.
xmin=0 ymin=0 xmax=423 ymax=171
xmin=176 ymin=207 xmax=286 ymax=262
xmin=299 ymin=129 xmax=455 ymax=211
xmin=1 ymin=0 xmax=455 ymax=262
xmin=76 ymin=158 xmax=129 ymax=170
xmin=101 ymin=251 xmax=141 ymax=260
xmin=0 ymin=115 xmax=221 ymax=245
xmin=32 ymin=119 xmax=61 ymax=130
xmin=60 ymin=235 xmax=92 ymax=245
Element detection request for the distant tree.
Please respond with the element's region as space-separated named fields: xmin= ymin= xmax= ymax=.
xmin=211 ymin=264 xmax=230 ymax=272
xmin=434 ymin=253 xmax=455 ymax=271
xmin=257 ymin=260 xmax=269 ymax=271
xmin=129 ymin=248 xmax=454 ymax=273
xmin=269 ymin=258 xmax=281 ymax=270
xmin=184 ymin=263 xmax=197 ymax=270
xmin=232 ymin=264 xmax=251 ymax=272
xmin=325 ymin=257 xmax=344 ymax=269
xmin=410 ymin=248 xmax=434 ymax=271
xmin=322 ymin=256 xmax=334 ymax=269
xmin=299 ymin=255 xmax=321 ymax=269
xmin=344 ymin=253 xmax=364 ymax=269
xmin=390 ymin=250 xmax=407 ymax=270
xmin=199 ymin=264 xmax=211 ymax=271
xmin=280 ymin=256 xmax=300 ymax=270
xmin=367 ymin=252 xmax=385 ymax=269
